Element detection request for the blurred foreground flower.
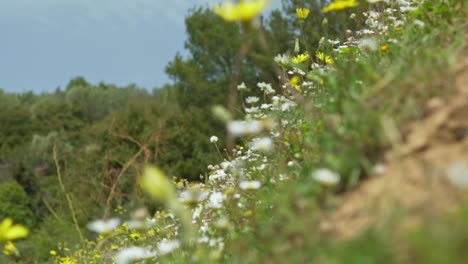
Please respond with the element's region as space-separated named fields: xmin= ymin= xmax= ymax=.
xmin=358 ymin=38 xmax=378 ymax=51
xmin=140 ymin=166 xmax=177 ymax=203
xmin=115 ymin=247 xmax=157 ymax=264
xmin=380 ymin=44 xmax=389 ymax=52
xmin=249 ymin=137 xmax=274 ymax=153
xmin=227 ymin=120 xmax=262 ymax=136
xmin=447 ymin=162 xmax=468 ymax=188
xmin=208 ymin=192 xmax=226 ymax=208
xmin=87 ymin=218 xmax=120 ymax=234
xmin=0 ymin=218 xmax=29 ymax=241
xmin=311 ymin=168 xmax=340 ymax=186
xmin=213 ymin=0 xmax=268 ymax=22
xmin=140 ymin=165 xmax=194 ymax=244
xmin=239 ymin=180 xmax=262 ymax=190
xmin=212 ymin=105 xmax=232 ymax=122
xmin=179 ymin=189 xmax=209 ymax=207
xmin=227 ymin=119 xmax=275 ymax=137
xmin=0 ymin=218 xmax=28 ymax=256
xmin=322 ymin=0 xmax=358 ymax=13
xmin=157 ymin=240 xmax=180 ymax=255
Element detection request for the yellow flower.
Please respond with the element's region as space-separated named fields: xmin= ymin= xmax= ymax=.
xmin=0 ymin=218 xmax=29 ymax=241
xmin=296 ymin=7 xmax=310 ymax=19
xmin=322 ymin=0 xmax=359 ymax=13
xmin=58 ymin=256 xmax=77 ymax=264
xmin=50 ymin=250 xmax=57 ymax=256
xmin=147 ymin=229 xmax=156 ymax=236
xmin=292 ymin=53 xmax=310 ymax=64
xmin=316 ymin=52 xmax=333 ymax=65
xmin=129 ymin=232 xmax=141 ymax=239
xmin=3 ymin=241 xmax=18 ymax=256
xmin=380 ymin=44 xmax=389 ymax=52
xmin=289 ymin=76 xmax=302 ymax=92
xmin=213 ymin=0 xmax=268 ymax=22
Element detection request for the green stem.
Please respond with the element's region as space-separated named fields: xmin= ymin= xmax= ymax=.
xmin=42 ymin=197 xmax=64 ymax=223
xmin=53 ymin=144 xmax=84 ymax=243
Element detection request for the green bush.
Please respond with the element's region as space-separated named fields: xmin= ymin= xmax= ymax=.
xmin=0 ymin=181 xmax=36 ymax=227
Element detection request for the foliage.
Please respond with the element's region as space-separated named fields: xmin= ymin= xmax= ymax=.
xmin=0 ymin=181 xmax=35 ymax=228
xmin=0 ymin=0 xmax=467 ymax=262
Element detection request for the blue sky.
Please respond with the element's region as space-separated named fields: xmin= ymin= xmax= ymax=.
xmin=0 ymin=0 xmax=281 ymax=93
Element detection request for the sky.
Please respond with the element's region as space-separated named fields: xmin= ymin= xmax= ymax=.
xmin=0 ymin=0 xmax=281 ymax=93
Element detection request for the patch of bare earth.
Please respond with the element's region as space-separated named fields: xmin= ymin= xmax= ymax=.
xmin=320 ymin=44 xmax=468 ymax=240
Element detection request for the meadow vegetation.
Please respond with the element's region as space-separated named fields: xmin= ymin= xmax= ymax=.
xmin=0 ymin=0 xmax=467 ymax=263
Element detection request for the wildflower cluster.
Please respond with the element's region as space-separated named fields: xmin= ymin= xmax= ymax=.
xmin=52 ymin=0 xmax=440 ymax=262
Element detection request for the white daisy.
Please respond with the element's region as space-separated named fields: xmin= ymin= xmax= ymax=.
xmin=239 ymin=180 xmax=262 ymax=190
xmin=245 ymin=96 xmax=260 ymax=104
xmin=311 ymin=168 xmax=340 ymax=186
xmin=87 ymin=218 xmax=120 ymax=234
xmin=115 ymin=247 xmax=156 ymax=264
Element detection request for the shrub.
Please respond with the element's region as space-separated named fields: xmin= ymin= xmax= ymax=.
xmin=0 ymin=181 xmax=36 ymax=227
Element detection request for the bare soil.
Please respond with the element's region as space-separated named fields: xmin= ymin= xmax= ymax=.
xmin=320 ymin=42 xmax=468 ymax=240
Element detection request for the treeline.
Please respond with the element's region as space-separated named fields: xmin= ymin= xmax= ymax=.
xmin=0 ymin=3 xmax=353 ymax=261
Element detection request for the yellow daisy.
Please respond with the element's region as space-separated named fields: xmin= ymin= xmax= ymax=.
xmin=214 ymin=0 xmax=269 ymax=22
xmin=322 ymin=0 xmax=358 ymax=13
xmin=292 ymin=53 xmax=310 ymax=64
xmin=296 ymin=8 xmax=310 ymax=19
xmin=316 ymin=52 xmax=333 ymax=65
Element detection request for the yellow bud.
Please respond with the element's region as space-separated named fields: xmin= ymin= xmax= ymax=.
xmin=322 ymin=17 xmax=328 ymax=27
xmin=212 ymin=105 xmax=232 ymax=122
xmin=140 ymin=166 xmax=176 ymax=203
xmin=294 ymin=38 xmax=300 ymax=53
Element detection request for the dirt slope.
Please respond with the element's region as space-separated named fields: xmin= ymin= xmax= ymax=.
xmin=321 ymin=43 xmax=468 ymax=240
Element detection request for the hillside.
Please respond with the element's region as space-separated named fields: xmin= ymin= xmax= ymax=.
xmin=1 ymin=0 xmax=467 ymax=263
